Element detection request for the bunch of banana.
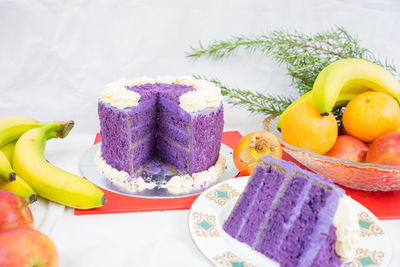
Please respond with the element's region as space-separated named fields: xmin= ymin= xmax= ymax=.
xmin=278 ymin=58 xmax=400 ymax=129
xmin=0 ymin=116 xmax=106 ymax=209
xmin=0 ymin=141 xmax=37 ymax=203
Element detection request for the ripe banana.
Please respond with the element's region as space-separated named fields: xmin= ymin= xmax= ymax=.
xmin=0 ymin=151 xmax=16 ymax=183
xmin=312 ymin=58 xmax=400 ymax=115
xmin=0 ymin=142 xmax=37 ymax=203
xmin=277 ymin=84 xmax=370 ymax=129
xmin=0 ymin=176 xmax=37 ymax=204
xmin=0 ymin=141 xmax=16 ymax=162
xmin=13 ymin=122 xmax=106 ymax=209
xmin=0 ymin=116 xmax=50 ymax=147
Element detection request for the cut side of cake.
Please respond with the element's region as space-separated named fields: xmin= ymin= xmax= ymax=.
xmin=223 ymin=155 xmax=359 ymax=267
xmin=96 ymin=76 xmax=225 ymax=192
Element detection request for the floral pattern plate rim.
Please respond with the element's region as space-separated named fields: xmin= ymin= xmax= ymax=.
xmin=188 ymin=176 xmax=392 ymax=267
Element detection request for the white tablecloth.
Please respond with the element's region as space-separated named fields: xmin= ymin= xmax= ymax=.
xmin=28 ymin=133 xmax=399 ymax=267
xmin=2 ymin=0 xmax=400 ymax=265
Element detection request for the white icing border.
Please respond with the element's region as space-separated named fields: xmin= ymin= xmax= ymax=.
xmin=94 ymin=149 xmax=226 ymax=194
xmin=333 ymin=195 xmax=361 ymax=262
xmin=99 ymin=76 xmax=223 ymax=112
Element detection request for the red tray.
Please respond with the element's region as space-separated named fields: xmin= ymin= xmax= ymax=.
xmin=75 ymin=131 xmax=400 ymax=220
xmin=74 ymin=131 xmax=242 ymax=215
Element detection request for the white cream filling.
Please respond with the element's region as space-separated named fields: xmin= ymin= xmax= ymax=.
xmin=333 ymin=195 xmax=361 ymax=262
xmin=94 ymin=149 xmax=225 ymax=193
xmin=99 ymin=75 xmax=223 ymax=112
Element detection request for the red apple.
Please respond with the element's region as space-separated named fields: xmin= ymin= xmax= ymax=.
xmin=0 ymin=190 xmax=34 ymax=231
xmin=366 ymin=132 xmax=400 ymax=166
xmin=324 ymin=135 xmax=368 ymax=162
xmin=0 ymin=228 xmax=58 ymax=267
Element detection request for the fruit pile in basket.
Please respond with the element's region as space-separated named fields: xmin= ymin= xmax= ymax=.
xmin=278 ymin=58 xmax=400 ymax=166
xmin=0 ymin=116 xmax=105 ymax=208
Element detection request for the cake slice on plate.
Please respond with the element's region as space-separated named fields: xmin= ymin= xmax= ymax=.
xmin=223 ymin=155 xmax=360 ymax=267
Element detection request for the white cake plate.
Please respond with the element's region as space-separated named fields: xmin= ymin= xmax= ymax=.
xmin=79 ymin=142 xmax=238 ymax=199
xmin=188 ymin=177 xmax=392 ymax=267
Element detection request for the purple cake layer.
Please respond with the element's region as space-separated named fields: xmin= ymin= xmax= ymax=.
xmin=311 ymin=225 xmax=343 ymax=267
xmin=191 ymin=105 xmax=224 ymax=173
xmin=98 ymin=82 xmax=223 ymax=179
xmin=223 ymin=156 xmax=344 ymax=267
xmin=99 ymin=102 xmax=130 ymax=173
xmin=157 ymin=96 xmax=191 ymax=132
xmin=129 ymin=136 xmax=156 ymax=175
xmin=155 ymin=135 xmax=190 ymax=173
xmin=255 ymin=174 xmax=308 ymax=260
xmin=222 ymin=165 xmax=270 ymax=239
xmin=130 ymin=122 xmax=156 ymax=144
xmin=128 ymin=98 xmax=158 ymax=128
xmin=128 ymin=83 xmax=195 ymax=103
xmin=157 ymin=122 xmax=190 ymax=149
xmin=223 ymin=159 xmax=299 ymax=242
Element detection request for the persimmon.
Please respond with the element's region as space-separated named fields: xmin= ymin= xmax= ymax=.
xmin=233 ymin=131 xmax=282 ymax=176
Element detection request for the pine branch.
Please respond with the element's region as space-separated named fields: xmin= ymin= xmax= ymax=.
xmin=194 ymin=75 xmax=294 ymax=116
xmin=188 ymin=27 xmax=399 ymax=116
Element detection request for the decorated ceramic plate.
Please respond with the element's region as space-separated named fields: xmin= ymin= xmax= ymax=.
xmin=188 ymin=177 xmax=392 ymax=267
xmin=79 ymin=143 xmax=237 ymax=199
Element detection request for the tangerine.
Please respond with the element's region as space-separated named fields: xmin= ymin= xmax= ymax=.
xmin=342 ymin=92 xmax=400 ymax=143
xmin=281 ymin=102 xmax=338 ymax=154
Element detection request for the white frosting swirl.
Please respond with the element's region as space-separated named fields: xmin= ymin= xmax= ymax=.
xmin=95 ymin=150 xmax=157 ymax=191
xmin=178 ymin=91 xmax=207 ymax=113
xmin=99 ymin=75 xmax=223 ymax=112
xmin=95 ymin=149 xmax=225 ymax=193
xmin=333 ymin=195 xmax=361 ymax=261
xmin=166 ymin=152 xmax=226 ymax=194
xmin=100 ymin=79 xmax=141 ymax=109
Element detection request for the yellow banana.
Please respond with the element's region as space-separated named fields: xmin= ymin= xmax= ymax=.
xmin=277 ymin=84 xmax=370 ymax=129
xmin=0 ymin=141 xmax=16 ymax=162
xmin=312 ymin=58 xmax=400 ymax=115
xmin=0 ymin=151 xmax=16 ymax=182
xmin=0 ymin=142 xmax=37 ymax=203
xmin=13 ymin=122 xmax=106 ymax=209
xmin=0 ymin=176 xmax=37 ymax=204
xmin=0 ymin=116 xmax=50 ymax=147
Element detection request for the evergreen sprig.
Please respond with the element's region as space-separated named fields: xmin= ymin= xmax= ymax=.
xmin=188 ymin=26 xmax=398 ymax=115
xmin=193 ymin=74 xmax=294 ymax=115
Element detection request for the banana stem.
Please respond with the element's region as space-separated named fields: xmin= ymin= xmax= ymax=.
xmin=46 ymin=121 xmax=75 ymax=140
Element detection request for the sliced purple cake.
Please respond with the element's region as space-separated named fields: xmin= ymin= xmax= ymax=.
xmin=223 ymin=155 xmax=360 ymax=267
xmin=96 ymin=76 xmax=225 ymax=192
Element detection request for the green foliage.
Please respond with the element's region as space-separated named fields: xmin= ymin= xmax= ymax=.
xmin=193 ymin=75 xmax=295 ymax=115
xmin=188 ymin=26 xmax=398 ymax=116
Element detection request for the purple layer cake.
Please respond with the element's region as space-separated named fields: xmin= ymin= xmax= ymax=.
xmin=223 ymin=155 xmax=360 ymax=267
xmin=97 ymin=76 xmax=224 ymax=188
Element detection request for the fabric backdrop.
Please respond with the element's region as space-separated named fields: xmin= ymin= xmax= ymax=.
xmin=1 ymin=0 xmax=400 ymax=135
xmin=1 ymin=1 xmax=400 ymax=266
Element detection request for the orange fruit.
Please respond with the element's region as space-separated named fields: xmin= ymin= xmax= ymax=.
xmin=281 ymin=102 xmax=338 ymax=154
xmin=343 ymin=92 xmax=400 ymax=143
xmin=233 ymin=131 xmax=282 ymax=176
